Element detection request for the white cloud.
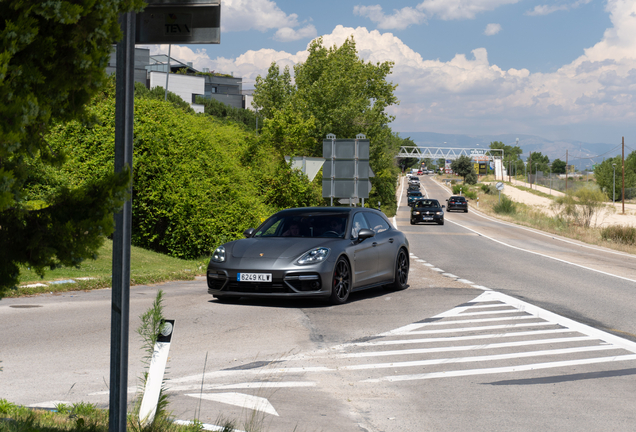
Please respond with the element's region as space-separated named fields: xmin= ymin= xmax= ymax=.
xmin=353 ymin=5 xmax=427 ymax=30
xmin=274 ymin=24 xmax=318 ymax=42
xmin=222 ymin=0 xmax=299 ymax=32
xmin=525 ymin=4 xmax=568 ymax=16
xmin=417 ymin=0 xmax=521 ymax=21
xmin=219 ymin=0 xmax=316 ymax=41
xmin=525 ymin=0 xmax=592 ymax=16
xmin=154 ymin=0 xmax=636 ymax=142
xmin=484 ymin=23 xmax=502 ymax=35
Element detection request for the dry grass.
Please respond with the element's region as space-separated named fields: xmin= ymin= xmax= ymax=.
xmin=476 ymin=191 xmax=636 ymax=255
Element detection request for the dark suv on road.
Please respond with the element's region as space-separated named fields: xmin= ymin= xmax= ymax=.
xmin=446 ymin=196 xmax=468 ymax=212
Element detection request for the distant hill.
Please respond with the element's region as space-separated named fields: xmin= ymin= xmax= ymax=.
xmin=398 ymin=132 xmax=625 ymax=169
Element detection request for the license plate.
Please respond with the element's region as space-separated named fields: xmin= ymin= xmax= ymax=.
xmin=423 ymin=217 xmax=434 ymax=220
xmin=238 ymin=273 xmax=272 ymax=282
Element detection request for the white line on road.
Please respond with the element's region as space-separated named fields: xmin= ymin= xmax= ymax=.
xmin=346 ymin=328 xmax=576 ymax=347
xmin=342 ymin=345 xmax=619 ymax=371
xmin=363 ymin=354 xmax=636 ymax=383
xmin=446 ymin=218 xmax=636 ymax=284
xmin=334 ymin=336 xmax=596 ymax=358
xmin=185 ymin=392 xmax=279 ymax=416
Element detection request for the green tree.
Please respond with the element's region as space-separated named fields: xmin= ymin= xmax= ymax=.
xmin=0 ymin=0 xmax=144 ymax=295
xmin=451 ymin=155 xmax=475 ymax=181
xmin=528 ymin=152 xmax=550 ymax=173
xmin=252 ymin=63 xmax=293 ymax=120
xmin=594 ymin=154 xmax=636 ymax=200
xmin=253 ymin=36 xmax=401 ymax=214
xmin=551 ymin=158 xmax=567 ymax=174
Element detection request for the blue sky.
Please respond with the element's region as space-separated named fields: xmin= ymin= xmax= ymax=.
xmin=142 ymin=0 xmax=636 ymax=145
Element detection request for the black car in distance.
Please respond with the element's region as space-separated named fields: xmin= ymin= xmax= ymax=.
xmin=207 ymin=207 xmax=410 ymax=305
xmin=446 ymin=195 xmax=468 ymax=212
xmin=411 ymin=199 xmax=445 ymax=225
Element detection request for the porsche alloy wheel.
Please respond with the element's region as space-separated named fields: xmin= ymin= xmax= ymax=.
xmin=389 ymin=248 xmax=409 ymax=290
xmin=330 ymin=257 xmax=351 ymax=305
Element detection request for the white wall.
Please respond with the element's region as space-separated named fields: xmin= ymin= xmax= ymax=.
xmin=149 ymin=71 xmax=205 ymax=113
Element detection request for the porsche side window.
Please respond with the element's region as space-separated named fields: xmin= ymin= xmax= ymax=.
xmin=364 ymin=212 xmax=390 ymax=234
xmin=255 ymin=219 xmax=282 ymax=237
xmin=351 ymin=213 xmax=370 ymax=239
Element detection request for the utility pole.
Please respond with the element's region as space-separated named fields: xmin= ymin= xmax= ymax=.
xmin=622 ymin=136 xmax=625 ymax=214
xmin=565 ymin=150 xmax=568 ymax=195
xmin=528 ymin=151 xmax=532 ymax=188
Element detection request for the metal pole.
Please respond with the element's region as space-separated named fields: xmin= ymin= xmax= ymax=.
xmin=613 ymin=163 xmax=616 ymax=204
xmin=528 ymin=151 xmax=532 ymax=188
xmin=622 ymin=137 xmax=625 ymax=214
xmin=110 ymin=10 xmax=135 ymax=432
xmin=565 ymin=150 xmax=568 ymax=193
xmin=164 ymin=44 xmax=171 ymax=101
xmin=549 ymin=165 xmax=552 ymax=195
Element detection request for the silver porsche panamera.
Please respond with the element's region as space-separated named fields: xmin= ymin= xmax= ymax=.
xmin=207 ymin=207 xmax=410 ymax=304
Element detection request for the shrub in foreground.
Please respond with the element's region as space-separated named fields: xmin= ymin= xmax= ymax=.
xmin=601 ymin=225 xmax=636 ymax=245
xmin=493 ymin=195 xmax=517 ymax=214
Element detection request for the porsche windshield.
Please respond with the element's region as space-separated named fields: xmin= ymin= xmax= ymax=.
xmin=254 ymin=212 xmax=349 ymax=238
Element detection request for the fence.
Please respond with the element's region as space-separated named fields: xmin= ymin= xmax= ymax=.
xmin=522 ymin=172 xmax=636 ymax=200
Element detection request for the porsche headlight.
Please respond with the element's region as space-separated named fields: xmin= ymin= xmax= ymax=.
xmin=436 ymin=211 xmax=443 ymax=215
xmin=296 ymin=247 xmax=330 ymax=265
xmin=413 ymin=211 xmax=420 ymax=215
xmin=211 ymin=245 xmax=226 ymax=263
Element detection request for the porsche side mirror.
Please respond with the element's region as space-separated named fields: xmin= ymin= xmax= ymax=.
xmin=357 ymin=229 xmax=375 ymax=241
xmin=243 ymin=228 xmax=256 ymax=238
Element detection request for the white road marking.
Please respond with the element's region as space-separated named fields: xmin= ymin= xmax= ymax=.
xmin=363 ymin=355 xmax=636 ymax=383
xmin=153 ymin=381 xmax=316 ymax=393
xmin=447 ymin=218 xmax=636 ymax=284
xmin=28 ymin=401 xmax=70 ymax=409
xmin=346 ymin=328 xmax=576 ymax=347
xmin=441 ymin=273 xmax=459 ymax=278
xmin=431 ymin=268 xmax=444 ymax=272
xmin=456 ymin=279 xmax=473 ymax=284
xmin=185 ymin=392 xmax=279 ymax=416
xmin=334 ymin=336 xmax=596 ymax=358
xmin=470 ymin=205 xmax=636 ymax=260
xmin=342 ymin=345 xmax=619 ymax=371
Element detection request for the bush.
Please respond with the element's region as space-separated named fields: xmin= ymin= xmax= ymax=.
xmin=481 ymin=184 xmax=497 ymax=195
xmin=601 ymin=225 xmax=636 ymax=245
xmin=197 ymin=97 xmax=263 ymax=132
xmin=43 ymin=84 xmax=274 ymax=259
xmin=553 ymin=184 xmax=607 ymax=228
xmin=464 ymin=190 xmax=477 ymax=200
xmin=493 ymin=195 xmax=517 ymax=214
xmin=465 ymin=171 xmax=478 ymax=185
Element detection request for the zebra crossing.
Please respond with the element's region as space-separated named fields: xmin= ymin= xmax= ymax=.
xmin=170 ymin=290 xmax=636 ymax=413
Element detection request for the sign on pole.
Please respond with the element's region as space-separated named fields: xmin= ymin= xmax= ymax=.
xmin=136 ymin=0 xmax=221 ymax=44
xmin=322 ymin=134 xmax=373 ymax=205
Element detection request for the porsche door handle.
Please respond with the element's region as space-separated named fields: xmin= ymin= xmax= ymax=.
xmin=389 ymin=238 xmax=394 ymax=243
xmin=372 ymin=242 xmax=378 ymax=247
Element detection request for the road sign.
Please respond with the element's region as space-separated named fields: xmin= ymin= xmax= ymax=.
xmin=496 ymin=182 xmax=504 ymax=191
xmin=322 ymin=134 xmax=373 ymax=203
xmin=136 ymin=0 xmax=220 ymax=44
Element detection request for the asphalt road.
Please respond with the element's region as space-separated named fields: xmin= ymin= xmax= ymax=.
xmin=2 ymin=179 xmax=636 ymax=431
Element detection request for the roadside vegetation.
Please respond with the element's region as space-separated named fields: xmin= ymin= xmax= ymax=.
xmin=6 ymin=240 xmax=205 ymax=298
xmin=2 ymin=22 xmax=410 ymax=297
xmin=461 ymin=179 xmax=636 ymax=255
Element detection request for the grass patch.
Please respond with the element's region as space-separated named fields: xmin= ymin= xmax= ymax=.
xmin=493 ymin=195 xmax=517 ymax=214
xmin=9 ymin=240 xmax=207 ymax=298
xmin=601 ymin=225 xmax=636 ymax=245
xmin=508 ymin=183 xmax=557 ymax=200
xmin=0 ymin=399 xmax=216 ymax=432
xmin=475 ymin=190 xmax=636 ymax=255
